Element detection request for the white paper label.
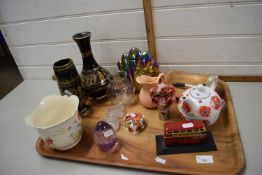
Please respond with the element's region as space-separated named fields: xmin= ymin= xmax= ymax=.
xmin=154 ymin=156 xmax=166 ymax=164
xmin=182 ymin=122 xmax=194 ymax=128
xmin=130 ymin=113 xmax=136 ymax=117
xmin=120 ymin=154 xmax=128 ymax=161
xmin=103 ymin=130 xmax=113 ymax=138
xmin=196 ymin=155 xmax=214 ymax=164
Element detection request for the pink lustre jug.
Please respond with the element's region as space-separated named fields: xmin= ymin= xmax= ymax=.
xmin=136 ymin=73 xmax=165 ymax=108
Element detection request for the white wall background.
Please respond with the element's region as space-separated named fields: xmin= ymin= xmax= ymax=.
xmin=0 ymin=0 xmax=262 ymax=79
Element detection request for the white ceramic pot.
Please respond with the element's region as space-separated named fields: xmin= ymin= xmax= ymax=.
xmin=25 ymin=95 xmax=83 ymax=150
xmin=178 ymin=84 xmax=225 ymax=126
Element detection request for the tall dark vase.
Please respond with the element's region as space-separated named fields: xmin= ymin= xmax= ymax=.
xmin=72 ymin=32 xmax=112 ymax=99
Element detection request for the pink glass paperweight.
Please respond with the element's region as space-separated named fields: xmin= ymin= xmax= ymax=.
xmin=93 ymin=121 xmax=118 ymax=152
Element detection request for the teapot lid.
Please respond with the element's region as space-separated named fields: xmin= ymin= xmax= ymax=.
xmin=189 ymin=84 xmax=211 ymax=99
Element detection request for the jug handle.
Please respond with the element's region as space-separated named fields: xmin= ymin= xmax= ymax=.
xmin=156 ymin=73 xmax=165 ymax=84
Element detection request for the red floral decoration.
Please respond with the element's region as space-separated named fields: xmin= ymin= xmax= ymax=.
xmin=150 ymin=83 xmax=176 ymax=107
xmin=182 ymin=102 xmax=191 ymax=113
xmin=45 ymin=137 xmax=53 ymax=145
xmin=210 ymin=96 xmax=221 ymax=110
xmin=198 ymin=106 xmax=211 ymax=117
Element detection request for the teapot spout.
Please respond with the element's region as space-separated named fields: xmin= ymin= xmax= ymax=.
xmin=206 ymin=75 xmax=218 ymax=90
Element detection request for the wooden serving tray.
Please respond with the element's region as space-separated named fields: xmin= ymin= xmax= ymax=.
xmin=36 ymin=71 xmax=244 ymax=175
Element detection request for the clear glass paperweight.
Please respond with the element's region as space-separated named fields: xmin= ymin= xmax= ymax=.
xmin=101 ymin=104 xmax=125 ymax=131
xmin=106 ymin=71 xmax=135 ymax=105
xmin=93 ymin=121 xmax=118 ymax=152
xmin=107 ymin=104 xmax=125 ymax=119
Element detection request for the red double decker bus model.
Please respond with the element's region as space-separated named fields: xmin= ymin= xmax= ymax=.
xmin=164 ymin=120 xmax=207 ymax=146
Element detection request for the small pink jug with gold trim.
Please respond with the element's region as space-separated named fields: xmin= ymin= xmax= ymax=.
xmin=136 ymin=73 xmax=165 ymax=108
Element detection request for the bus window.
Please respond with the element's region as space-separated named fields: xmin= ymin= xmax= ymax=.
xmin=166 ymin=131 xmax=172 ymax=135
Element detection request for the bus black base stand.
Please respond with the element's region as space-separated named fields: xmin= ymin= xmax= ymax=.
xmin=155 ymin=132 xmax=217 ymax=155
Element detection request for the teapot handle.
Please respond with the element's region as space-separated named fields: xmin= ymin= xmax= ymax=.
xmin=156 ymin=73 xmax=165 ymax=84
xmin=221 ymin=99 xmax=225 ymax=108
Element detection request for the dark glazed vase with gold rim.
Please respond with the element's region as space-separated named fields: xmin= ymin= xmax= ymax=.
xmin=72 ymin=32 xmax=112 ymax=99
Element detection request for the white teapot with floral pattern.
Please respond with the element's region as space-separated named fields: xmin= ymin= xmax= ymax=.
xmin=177 ymin=80 xmax=225 ymax=126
